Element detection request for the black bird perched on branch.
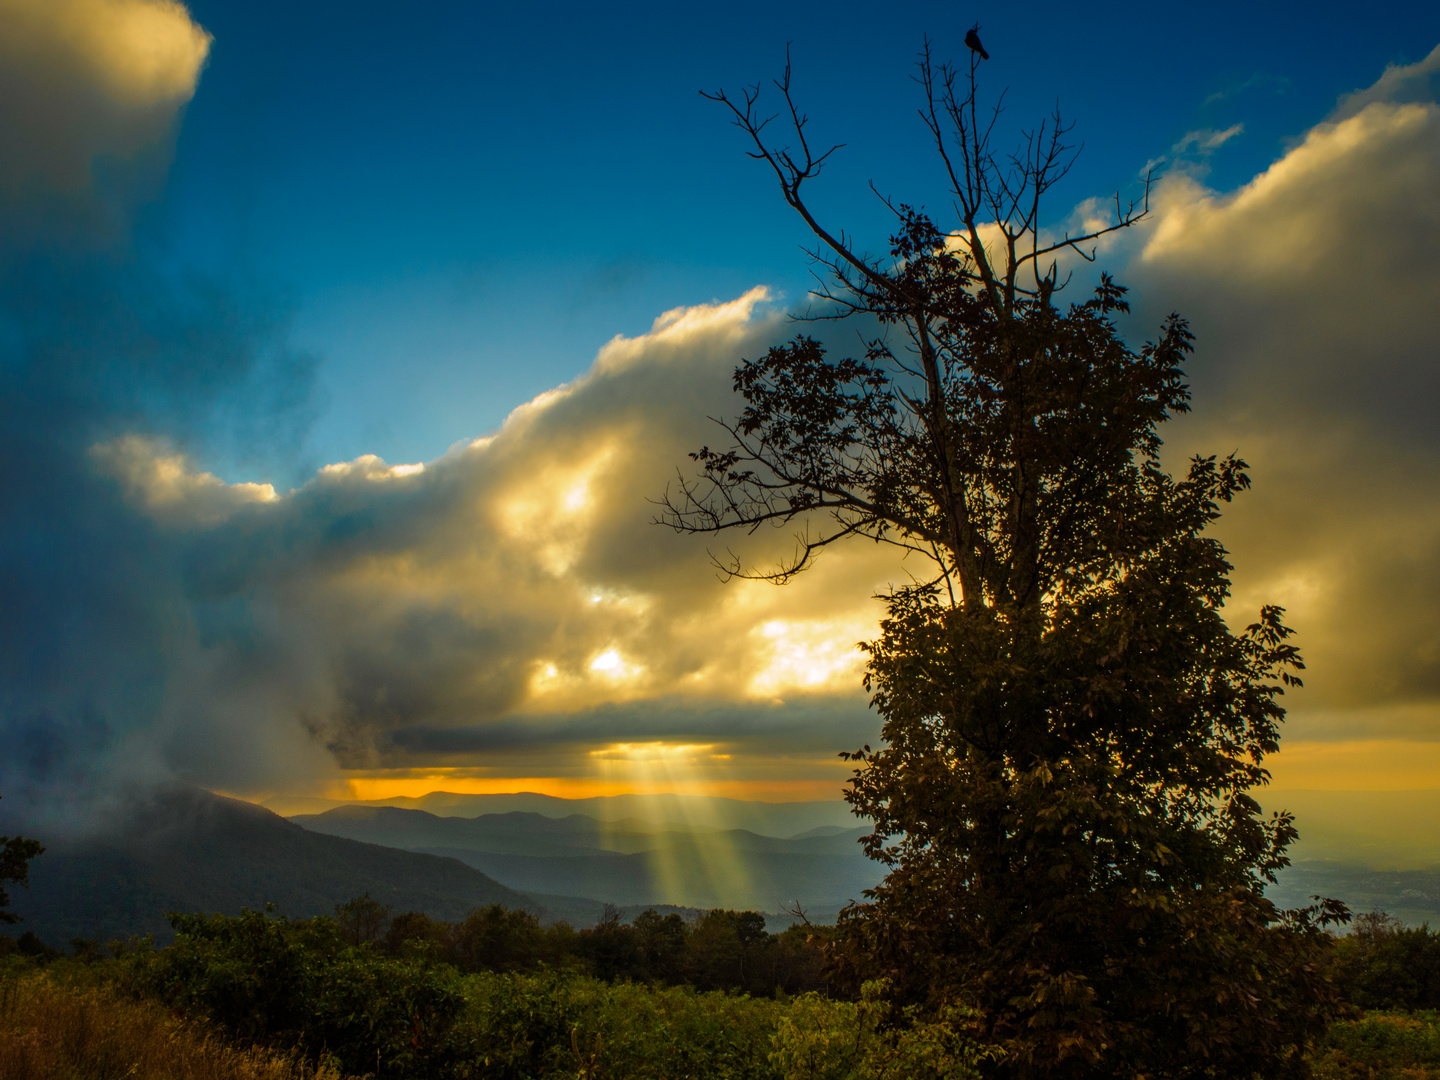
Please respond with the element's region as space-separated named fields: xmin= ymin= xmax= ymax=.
xmin=965 ymin=26 xmax=989 ymax=60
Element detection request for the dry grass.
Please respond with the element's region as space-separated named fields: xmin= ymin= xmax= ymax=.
xmin=0 ymin=968 xmax=359 ymax=1080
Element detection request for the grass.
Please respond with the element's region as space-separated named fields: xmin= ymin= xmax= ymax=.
xmin=0 ymin=964 xmax=356 ymax=1080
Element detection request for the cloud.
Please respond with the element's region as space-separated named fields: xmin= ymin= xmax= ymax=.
xmin=92 ymin=434 xmax=278 ymax=525
xmin=1115 ymin=54 xmax=1440 ymax=769
xmin=0 ymin=0 xmax=323 ymax=829
xmin=1171 ymin=124 xmax=1244 ymax=157
xmin=85 ymin=286 xmax=903 ymax=801
xmin=0 ymin=0 xmax=210 ymax=195
xmin=6 ymin=29 xmax=1440 ymax=826
xmin=1332 ymin=42 xmax=1440 ymax=122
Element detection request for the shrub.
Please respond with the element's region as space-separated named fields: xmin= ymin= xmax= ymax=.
xmin=1312 ymin=1011 xmax=1440 ymax=1079
xmin=1329 ymin=911 xmax=1440 ymax=1010
xmin=131 ymin=908 xmax=467 ymax=1079
xmin=769 ymin=979 xmax=996 ymax=1080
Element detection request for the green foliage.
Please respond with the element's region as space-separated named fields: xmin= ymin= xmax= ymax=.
xmin=770 ymin=979 xmax=997 ymax=1080
xmin=461 ymin=968 xmax=577 ymax=1079
xmin=102 ymin=901 xmax=836 ymax=1079
xmin=463 ymin=968 xmax=790 ymax=1080
xmin=554 ymin=974 xmax=783 ymax=1080
xmin=130 ymin=908 xmax=467 ymax=1079
xmin=1328 ymin=912 xmax=1440 ymax=1011
xmin=1312 ymin=1012 xmax=1440 ymax=1079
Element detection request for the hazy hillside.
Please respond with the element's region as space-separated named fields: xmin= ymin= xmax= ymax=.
xmin=289 ymin=806 xmax=685 ymax=856
xmin=291 ymin=804 xmax=879 ymax=912
xmin=269 ymin=790 xmax=860 ymax=836
xmin=1268 ymin=862 xmax=1440 ymax=927
xmin=7 ymin=786 xmax=540 ymax=947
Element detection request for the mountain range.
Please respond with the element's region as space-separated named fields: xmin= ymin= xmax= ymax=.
xmin=288 ymin=804 xmax=879 ymax=914
xmin=14 ymin=784 xmax=1440 ymax=952
xmin=266 ymin=790 xmax=860 ymax=836
xmin=7 ymin=786 xmax=537 ymax=946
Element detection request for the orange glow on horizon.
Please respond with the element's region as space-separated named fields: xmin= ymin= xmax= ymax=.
xmin=322 ymin=771 xmax=846 ymax=803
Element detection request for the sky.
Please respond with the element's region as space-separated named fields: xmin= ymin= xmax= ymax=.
xmin=1 ymin=0 xmax=1438 ymax=835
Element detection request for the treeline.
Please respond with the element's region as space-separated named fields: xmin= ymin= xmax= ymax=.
xmin=19 ymin=899 xmax=1440 ymax=1008
xmin=1 ymin=897 xmax=833 ymax=998
xmin=328 ymin=896 xmax=833 ymax=996
xmin=12 ymin=904 xmax=1440 ymax=1079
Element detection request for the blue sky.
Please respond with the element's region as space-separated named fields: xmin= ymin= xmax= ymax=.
xmin=155 ymin=0 xmax=1440 ymax=476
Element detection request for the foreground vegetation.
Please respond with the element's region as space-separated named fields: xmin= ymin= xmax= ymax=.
xmin=0 ymin=904 xmax=994 ymax=1080
xmin=8 ymin=904 xmax=1440 ymax=1079
xmin=0 ymin=966 xmax=352 ymax=1080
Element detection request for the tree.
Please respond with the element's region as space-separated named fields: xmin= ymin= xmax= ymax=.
xmin=1326 ymin=910 xmax=1440 ymax=1010
xmin=662 ymin=40 xmax=1346 ymax=1079
xmin=1 ymin=795 xmax=43 ymax=925
xmin=335 ymin=892 xmax=392 ymax=947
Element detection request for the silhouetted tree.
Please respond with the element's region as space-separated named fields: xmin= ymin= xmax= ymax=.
xmin=580 ymin=903 xmax=641 ymax=981
xmin=0 ymin=795 xmax=43 ymax=925
xmin=664 ymin=39 xmax=1346 ymax=1080
xmin=632 ymin=908 xmax=687 ymax=981
xmin=383 ymin=910 xmax=447 ymax=957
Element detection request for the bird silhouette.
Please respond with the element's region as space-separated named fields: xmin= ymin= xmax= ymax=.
xmin=965 ymin=27 xmax=989 ymax=61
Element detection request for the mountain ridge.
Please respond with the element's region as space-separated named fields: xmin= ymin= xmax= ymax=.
xmin=7 ymin=786 xmax=542 ymax=947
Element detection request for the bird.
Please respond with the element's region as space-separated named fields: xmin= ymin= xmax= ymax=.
xmin=965 ymin=26 xmax=989 ymax=61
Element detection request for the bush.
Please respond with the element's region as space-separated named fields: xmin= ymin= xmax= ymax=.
xmin=769 ymin=979 xmax=996 ymax=1080
xmin=1329 ymin=911 xmax=1440 ymax=1010
xmin=559 ymin=974 xmax=781 ymax=1080
xmin=130 ymin=908 xmax=467 ymax=1079
xmin=1312 ymin=1011 xmax=1440 ymax=1079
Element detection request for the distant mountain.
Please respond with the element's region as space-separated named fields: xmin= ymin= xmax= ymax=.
xmin=289 ymin=807 xmax=676 ymax=857
xmin=7 ymin=786 xmax=540 ymax=948
xmin=788 ymin=825 xmax=854 ymax=840
xmin=268 ymin=790 xmax=860 ymax=836
xmin=291 ymin=804 xmax=880 ymax=912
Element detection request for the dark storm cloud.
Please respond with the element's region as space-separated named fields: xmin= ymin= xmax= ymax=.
xmin=0 ymin=0 xmax=323 ymax=827
xmin=381 ymin=697 xmax=876 ymax=759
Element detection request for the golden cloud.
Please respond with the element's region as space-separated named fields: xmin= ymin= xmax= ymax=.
xmin=92 ymin=434 xmax=277 ymax=525
xmin=1119 ymin=57 xmax=1440 ymax=784
xmin=0 ymin=0 xmax=211 ymax=192
xmin=102 ymin=288 xmax=894 ymax=795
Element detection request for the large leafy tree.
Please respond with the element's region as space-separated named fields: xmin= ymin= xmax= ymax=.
xmin=662 ymin=41 xmax=1345 ymax=1079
